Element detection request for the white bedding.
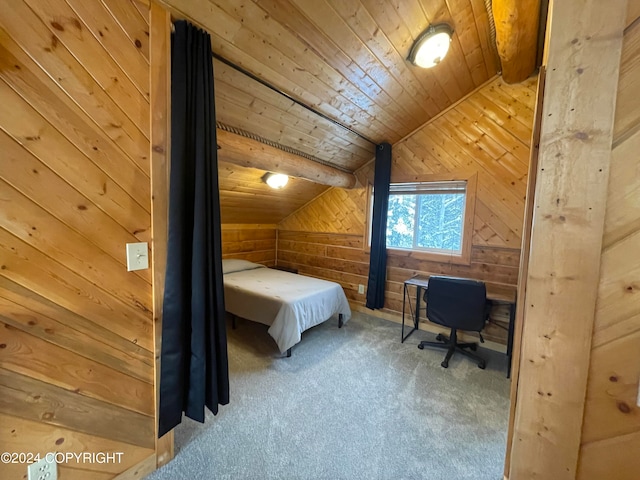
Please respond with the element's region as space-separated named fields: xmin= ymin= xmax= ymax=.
xmin=222 ymin=260 xmax=351 ymax=353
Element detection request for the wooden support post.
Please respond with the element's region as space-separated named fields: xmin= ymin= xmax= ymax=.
xmin=503 ymin=65 xmax=546 ymax=479
xmin=150 ymin=0 xmax=174 ymax=469
xmin=508 ymin=1 xmax=627 ymax=479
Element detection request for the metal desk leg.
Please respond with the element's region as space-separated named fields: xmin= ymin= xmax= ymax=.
xmin=506 ymin=301 xmax=516 ymax=378
xmin=415 ymin=286 xmax=422 ymax=328
xmin=401 ymin=283 xmax=407 ymax=341
xmin=401 ymin=283 xmax=419 ymax=343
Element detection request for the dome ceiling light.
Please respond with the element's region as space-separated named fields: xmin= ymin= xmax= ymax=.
xmin=262 ymin=172 xmax=289 ymax=189
xmin=408 ymin=24 xmax=454 ymax=69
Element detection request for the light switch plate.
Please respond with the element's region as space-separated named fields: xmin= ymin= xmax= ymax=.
xmin=126 ymin=242 xmax=149 ymax=271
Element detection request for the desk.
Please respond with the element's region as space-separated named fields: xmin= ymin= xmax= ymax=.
xmin=401 ymin=276 xmax=517 ymax=377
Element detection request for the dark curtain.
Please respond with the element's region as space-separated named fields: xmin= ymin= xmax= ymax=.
xmin=366 ymin=142 xmax=392 ymax=310
xmin=158 ymin=20 xmax=229 ymax=437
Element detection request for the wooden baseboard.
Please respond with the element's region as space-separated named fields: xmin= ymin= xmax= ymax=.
xmin=114 ymin=454 xmax=157 ymax=480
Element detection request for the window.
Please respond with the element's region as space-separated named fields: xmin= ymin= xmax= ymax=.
xmin=366 ymin=175 xmax=476 ymax=264
xmin=386 ymin=181 xmax=466 ymax=253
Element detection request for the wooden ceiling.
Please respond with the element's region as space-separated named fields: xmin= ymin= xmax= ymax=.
xmin=218 ymin=160 xmax=327 ymax=224
xmin=162 ymin=0 xmax=500 ymax=167
xmin=159 ymin=0 xmax=539 ymax=223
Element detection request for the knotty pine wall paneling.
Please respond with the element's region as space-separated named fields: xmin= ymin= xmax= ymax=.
xmin=0 ymin=1 xmax=157 ymax=478
xmin=221 ymin=225 xmax=277 ymax=267
xmin=278 ymin=76 xmax=536 ymax=345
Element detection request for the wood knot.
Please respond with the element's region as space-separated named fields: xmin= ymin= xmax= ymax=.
xmin=574 ymin=131 xmax=589 ymax=141
xmin=50 ymin=21 xmax=64 ymax=31
xmin=617 ymin=401 xmax=631 ymax=414
xmin=609 ymin=375 xmax=618 ymax=382
xmin=28 ymin=320 xmax=37 ymax=326
xmin=55 ymin=437 xmax=65 ymax=445
xmin=135 ymin=39 xmax=142 ymax=48
xmin=42 ymin=411 xmax=54 ymax=420
xmin=77 ymin=205 xmax=87 ymax=211
xmin=0 ymin=344 xmax=6 ymax=349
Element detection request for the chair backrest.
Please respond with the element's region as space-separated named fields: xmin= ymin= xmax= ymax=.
xmin=425 ymin=276 xmax=487 ymax=332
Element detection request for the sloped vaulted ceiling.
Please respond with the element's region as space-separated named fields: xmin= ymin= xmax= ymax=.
xmin=158 ymin=0 xmax=526 ymax=223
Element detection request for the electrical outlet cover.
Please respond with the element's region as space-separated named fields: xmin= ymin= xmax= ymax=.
xmin=28 ymin=455 xmax=57 ymax=480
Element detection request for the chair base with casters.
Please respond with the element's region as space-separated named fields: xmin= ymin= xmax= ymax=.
xmin=418 ymin=328 xmax=486 ymax=369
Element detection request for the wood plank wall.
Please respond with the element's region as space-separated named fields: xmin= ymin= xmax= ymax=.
xmin=221 ymin=225 xmax=277 ymax=267
xmin=278 ymin=76 xmax=535 ymax=345
xmin=577 ymin=8 xmax=640 ymax=479
xmin=0 ymin=1 xmax=156 ymax=478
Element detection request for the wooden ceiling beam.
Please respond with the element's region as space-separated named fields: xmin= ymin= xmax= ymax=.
xmin=216 ymin=129 xmax=359 ymax=189
xmin=492 ymin=0 xmax=542 ymax=84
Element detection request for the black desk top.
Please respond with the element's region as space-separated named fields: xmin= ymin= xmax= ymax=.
xmin=404 ymin=275 xmax=516 ymax=303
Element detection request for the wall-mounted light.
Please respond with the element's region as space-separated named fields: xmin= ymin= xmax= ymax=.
xmin=408 ymin=24 xmax=454 ymax=68
xmin=262 ymin=172 xmax=289 ymax=189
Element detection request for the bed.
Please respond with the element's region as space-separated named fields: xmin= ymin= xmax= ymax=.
xmin=222 ymin=259 xmax=352 ymax=355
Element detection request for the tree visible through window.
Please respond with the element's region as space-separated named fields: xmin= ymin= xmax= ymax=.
xmin=385 ymin=181 xmax=466 ymax=254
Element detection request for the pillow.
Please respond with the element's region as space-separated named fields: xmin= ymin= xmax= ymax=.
xmin=222 ymin=259 xmax=265 ymax=275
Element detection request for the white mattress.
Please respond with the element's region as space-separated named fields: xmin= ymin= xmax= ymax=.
xmin=222 ymin=261 xmax=351 ymax=353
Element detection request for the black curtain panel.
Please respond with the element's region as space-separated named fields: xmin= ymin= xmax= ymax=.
xmin=158 ymin=20 xmax=229 ymax=437
xmin=366 ymin=142 xmax=392 ymax=310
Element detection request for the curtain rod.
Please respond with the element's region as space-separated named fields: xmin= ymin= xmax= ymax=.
xmin=211 ymin=52 xmax=377 ymax=146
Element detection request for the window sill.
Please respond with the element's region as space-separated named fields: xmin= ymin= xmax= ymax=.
xmin=386 ymin=247 xmax=471 ymax=266
xmin=361 ymin=246 xmax=471 ymax=265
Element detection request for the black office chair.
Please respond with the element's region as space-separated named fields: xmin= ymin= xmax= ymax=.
xmin=417 ymin=276 xmax=490 ymax=369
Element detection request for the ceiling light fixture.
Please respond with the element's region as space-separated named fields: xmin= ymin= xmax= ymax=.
xmin=408 ymin=24 xmax=454 ymax=68
xmin=262 ymin=172 xmax=289 ymax=189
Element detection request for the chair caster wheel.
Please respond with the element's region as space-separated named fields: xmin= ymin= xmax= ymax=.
xmin=435 ymin=334 xmax=443 ymax=342
xmin=418 ymin=344 xmax=424 ymax=350
xmin=441 ymin=361 xmax=449 ymax=368
xmin=470 ymin=344 xmax=478 ymax=351
xmin=478 ymin=361 xmax=486 ymax=369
